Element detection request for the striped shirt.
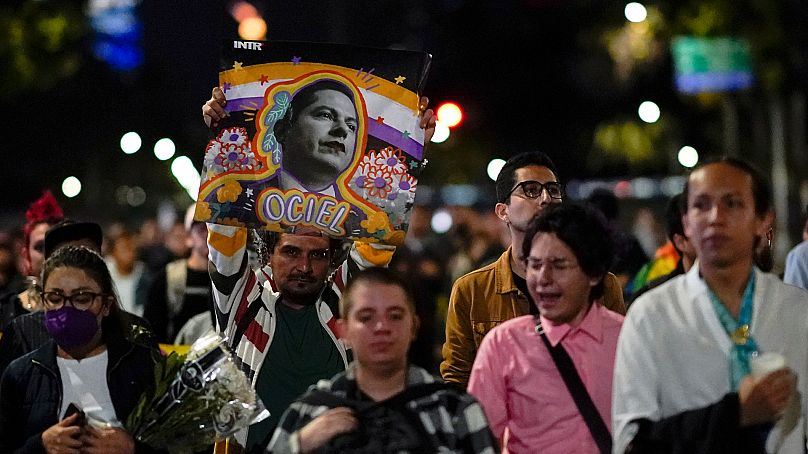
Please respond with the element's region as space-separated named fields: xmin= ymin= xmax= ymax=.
xmin=206 ymin=223 xmax=395 ymax=446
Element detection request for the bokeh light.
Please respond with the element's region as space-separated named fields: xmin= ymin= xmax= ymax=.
xmin=229 ymin=1 xmax=259 ymax=22
xmin=638 ymin=101 xmax=660 ymax=123
xmin=154 ymin=138 xmax=176 ymax=161
xmin=436 ymin=102 xmax=463 ymax=128
xmin=431 ymin=209 xmax=453 ymax=234
xmin=239 ymin=17 xmax=267 ymax=40
xmin=431 ymin=121 xmax=450 ymax=143
xmin=62 ymin=176 xmax=82 ymax=198
xmin=678 ymin=146 xmax=699 ymax=168
xmin=487 ymin=158 xmax=506 ymax=182
xmin=624 ymin=2 xmax=647 ymax=22
xmin=171 ymin=156 xmax=201 ymax=201
xmin=120 ymin=131 xmax=142 ymax=154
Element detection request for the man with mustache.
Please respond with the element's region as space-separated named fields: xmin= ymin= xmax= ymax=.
xmin=613 ymin=158 xmax=808 ymax=453
xmin=441 ymin=151 xmax=626 ymax=388
xmin=203 ymin=95 xmax=435 ymax=453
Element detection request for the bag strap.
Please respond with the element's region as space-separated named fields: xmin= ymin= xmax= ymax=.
xmin=535 ymin=316 xmax=612 ymax=454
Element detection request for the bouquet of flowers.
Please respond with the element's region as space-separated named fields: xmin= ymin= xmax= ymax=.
xmin=126 ymin=332 xmax=268 ymax=453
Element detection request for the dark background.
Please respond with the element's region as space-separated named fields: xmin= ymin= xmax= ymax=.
xmin=2 ymin=0 xmax=807 ymax=239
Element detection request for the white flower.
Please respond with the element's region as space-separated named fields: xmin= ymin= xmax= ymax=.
xmin=371 ymin=147 xmax=407 ymax=174
xmin=217 ymin=127 xmax=249 ymax=147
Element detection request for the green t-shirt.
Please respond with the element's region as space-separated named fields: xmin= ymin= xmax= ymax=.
xmin=246 ymin=302 xmax=345 ymax=451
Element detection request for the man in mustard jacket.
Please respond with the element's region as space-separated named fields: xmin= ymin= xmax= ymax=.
xmin=440 ymin=151 xmax=626 ymax=388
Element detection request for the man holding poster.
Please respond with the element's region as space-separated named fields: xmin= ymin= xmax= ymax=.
xmin=200 ymin=41 xmax=435 ymax=452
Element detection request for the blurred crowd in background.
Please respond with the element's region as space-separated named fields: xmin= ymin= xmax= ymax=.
xmin=0 ymin=186 xmax=747 ymax=374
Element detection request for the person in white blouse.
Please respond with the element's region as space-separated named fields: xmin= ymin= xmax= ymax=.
xmin=613 ymin=158 xmax=808 ymax=454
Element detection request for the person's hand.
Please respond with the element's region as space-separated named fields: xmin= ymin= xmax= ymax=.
xmin=202 ymin=86 xmax=229 ymax=128
xmin=739 ymin=368 xmax=796 ymax=426
xmin=418 ymin=96 xmax=436 ymax=144
xmin=41 ymin=413 xmax=82 ymax=454
xmin=297 ymin=407 xmax=358 ymax=453
xmin=79 ymin=425 xmax=135 ymax=454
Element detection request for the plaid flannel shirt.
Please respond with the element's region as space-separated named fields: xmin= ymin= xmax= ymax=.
xmin=267 ymin=364 xmax=498 ymax=454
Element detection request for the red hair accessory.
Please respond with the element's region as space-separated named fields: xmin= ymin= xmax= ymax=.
xmin=23 ymin=190 xmax=65 ymax=247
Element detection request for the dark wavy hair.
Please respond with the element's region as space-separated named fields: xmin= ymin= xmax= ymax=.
xmin=521 ymin=203 xmax=615 ymax=301
xmin=41 ymin=245 xmax=127 ymax=341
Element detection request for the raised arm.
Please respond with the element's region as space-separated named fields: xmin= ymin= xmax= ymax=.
xmin=206 ymin=223 xmax=252 ymax=335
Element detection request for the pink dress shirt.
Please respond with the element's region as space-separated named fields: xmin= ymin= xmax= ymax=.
xmin=468 ymin=303 xmax=624 ymax=454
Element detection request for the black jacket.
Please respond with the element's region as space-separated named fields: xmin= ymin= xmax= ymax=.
xmin=0 ymin=334 xmax=160 ymax=453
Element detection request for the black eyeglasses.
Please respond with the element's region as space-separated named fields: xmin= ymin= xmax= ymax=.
xmin=508 ymin=180 xmax=563 ymax=200
xmin=41 ymin=291 xmax=107 ymax=311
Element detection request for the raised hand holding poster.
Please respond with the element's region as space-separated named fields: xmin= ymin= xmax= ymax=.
xmin=195 ymin=40 xmax=432 ymax=245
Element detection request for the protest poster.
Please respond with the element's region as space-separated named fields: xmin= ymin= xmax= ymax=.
xmin=195 ymin=40 xmax=432 ymax=245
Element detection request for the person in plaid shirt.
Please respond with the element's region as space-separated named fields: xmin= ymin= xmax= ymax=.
xmin=268 ymin=267 xmax=498 ymax=454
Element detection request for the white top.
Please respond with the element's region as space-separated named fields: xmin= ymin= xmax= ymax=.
xmin=57 ymin=350 xmax=120 ymax=426
xmin=784 ymin=240 xmax=808 ymax=291
xmin=612 ymin=263 xmax=808 ymax=454
xmin=106 ymin=258 xmax=145 ymax=316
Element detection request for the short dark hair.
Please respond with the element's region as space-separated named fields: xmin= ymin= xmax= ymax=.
xmin=339 ymin=267 xmax=415 ymax=318
xmin=521 ymin=203 xmax=614 ymax=301
xmin=682 ymin=157 xmax=771 ymax=216
xmin=495 ymin=151 xmax=558 ymax=204
xmin=665 ymin=193 xmax=685 ymax=245
xmin=274 ymin=79 xmax=356 ymax=139
xmin=41 ymin=245 xmax=127 ymax=342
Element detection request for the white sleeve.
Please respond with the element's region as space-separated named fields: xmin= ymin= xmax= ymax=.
xmin=206 ymin=223 xmax=252 ymax=329
xmin=612 ymin=300 xmax=661 ymax=454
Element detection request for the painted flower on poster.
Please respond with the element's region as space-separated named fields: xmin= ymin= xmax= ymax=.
xmin=370 ymin=147 xmax=407 ymax=174
xmin=204 ymin=127 xmax=256 ymax=176
xmin=363 ymin=166 xmax=394 ymax=199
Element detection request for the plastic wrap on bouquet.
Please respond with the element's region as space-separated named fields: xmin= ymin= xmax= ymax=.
xmin=125 ymin=332 xmax=269 ymax=453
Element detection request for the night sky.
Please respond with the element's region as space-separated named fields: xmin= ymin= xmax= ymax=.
xmin=6 ymin=0 xmax=801 ymax=226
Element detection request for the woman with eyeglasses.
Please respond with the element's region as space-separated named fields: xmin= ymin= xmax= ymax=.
xmin=0 ymin=245 xmax=161 ymax=454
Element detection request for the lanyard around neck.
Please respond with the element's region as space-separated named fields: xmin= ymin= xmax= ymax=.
xmin=706 ymin=271 xmax=757 ymax=390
